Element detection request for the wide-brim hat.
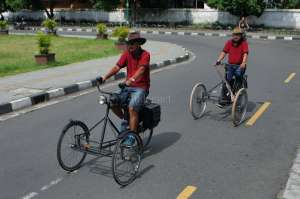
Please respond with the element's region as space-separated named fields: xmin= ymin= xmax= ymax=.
xmin=232 ymin=27 xmax=244 ymax=35
xmin=126 ymin=31 xmax=147 ymax=45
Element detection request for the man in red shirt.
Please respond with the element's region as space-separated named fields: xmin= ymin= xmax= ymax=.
xmin=100 ymin=32 xmax=150 ymax=138
xmin=215 ymin=27 xmax=249 ymax=106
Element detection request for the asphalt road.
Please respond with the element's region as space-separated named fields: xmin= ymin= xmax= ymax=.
xmin=1 ymin=32 xmax=300 ymax=199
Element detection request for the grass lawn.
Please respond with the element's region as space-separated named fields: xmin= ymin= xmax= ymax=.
xmin=0 ymin=35 xmax=120 ymax=77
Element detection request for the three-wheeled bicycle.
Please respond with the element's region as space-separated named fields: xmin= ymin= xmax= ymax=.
xmin=189 ymin=63 xmax=248 ymax=126
xmin=57 ymin=79 xmax=161 ymax=186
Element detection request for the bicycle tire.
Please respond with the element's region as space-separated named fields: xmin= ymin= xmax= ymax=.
xmin=232 ymin=88 xmax=248 ymax=126
xmin=189 ymin=83 xmax=207 ymax=119
xmin=112 ymin=132 xmax=142 ymax=186
xmin=57 ymin=120 xmax=89 ymax=172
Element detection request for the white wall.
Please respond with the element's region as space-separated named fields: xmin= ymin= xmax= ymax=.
xmin=248 ymin=9 xmax=300 ymax=29
xmin=5 ymin=8 xmax=300 ymax=29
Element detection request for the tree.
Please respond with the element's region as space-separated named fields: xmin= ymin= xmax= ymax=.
xmin=6 ymin=0 xmax=59 ymax=19
xmin=0 ymin=0 xmax=9 ymax=20
xmin=5 ymin=0 xmax=31 ymax=10
xmin=207 ymin=0 xmax=266 ymax=17
xmin=273 ymin=0 xmax=300 ymax=8
xmin=89 ymin=0 xmax=120 ymax=11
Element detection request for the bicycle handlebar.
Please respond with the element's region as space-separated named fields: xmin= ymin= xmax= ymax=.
xmin=96 ymin=77 xmax=128 ymax=95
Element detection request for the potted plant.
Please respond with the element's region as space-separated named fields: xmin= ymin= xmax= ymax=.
xmin=0 ymin=20 xmax=9 ymax=35
xmin=35 ymin=32 xmax=55 ymax=64
xmin=96 ymin=23 xmax=108 ymax=39
xmin=112 ymin=26 xmax=130 ymax=50
xmin=42 ymin=19 xmax=57 ymax=35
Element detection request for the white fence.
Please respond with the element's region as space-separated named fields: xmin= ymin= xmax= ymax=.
xmin=3 ymin=8 xmax=300 ymax=29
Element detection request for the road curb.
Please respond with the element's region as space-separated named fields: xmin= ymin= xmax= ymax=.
xmin=139 ymin=30 xmax=300 ymax=41
xmin=16 ymin=27 xmax=300 ymax=41
xmin=0 ymin=48 xmax=190 ymax=115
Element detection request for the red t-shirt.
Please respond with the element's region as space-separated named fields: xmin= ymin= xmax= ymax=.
xmin=117 ymin=49 xmax=150 ymax=91
xmin=223 ymin=40 xmax=249 ymax=64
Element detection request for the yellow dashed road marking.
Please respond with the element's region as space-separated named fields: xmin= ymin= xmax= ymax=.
xmin=284 ymin=73 xmax=296 ymax=83
xmin=246 ymin=102 xmax=271 ymax=127
xmin=177 ymin=186 xmax=197 ymax=199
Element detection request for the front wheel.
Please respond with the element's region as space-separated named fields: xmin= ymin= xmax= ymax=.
xmin=189 ymin=83 xmax=207 ymax=119
xmin=57 ymin=120 xmax=89 ymax=172
xmin=232 ymin=88 xmax=248 ymax=126
xmin=112 ymin=132 xmax=142 ymax=186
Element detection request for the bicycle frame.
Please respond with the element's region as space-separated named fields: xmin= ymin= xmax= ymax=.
xmin=214 ymin=64 xmax=235 ymax=102
xmin=206 ymin=81 xmax=224 ymax=102
xmin=88 ymin=103 xmax=121 ymax=151
xmin=72 ymin=104 xmax=121 ymax=157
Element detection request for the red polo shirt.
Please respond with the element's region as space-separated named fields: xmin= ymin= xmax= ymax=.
xmin=117 ymin=49 xmax=150 ymax=91
xmin=223 ymin=40 xmax=249 ymax=64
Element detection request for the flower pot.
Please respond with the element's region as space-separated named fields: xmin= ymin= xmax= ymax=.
xmin=0 ymin=29 xmax=8 ymax=35
xmin=96 ymin=33 xmax=108 ymax=40
xmin=35 ymin=53 xmax=55 ymax=65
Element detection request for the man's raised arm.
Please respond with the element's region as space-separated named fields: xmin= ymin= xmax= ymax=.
xmin=103 ymin=66 xmax=121 ymax=81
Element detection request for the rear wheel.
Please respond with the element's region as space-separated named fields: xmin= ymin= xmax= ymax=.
xmin=57 ymin=121 xmax=89 ymax=172
xmin=189 ymin=83 xmax=207 ymax=119
xmin=112 ymin=132 xmax=142 ymax=186
xmin=232 ymin=88 xmax=248 ymax=126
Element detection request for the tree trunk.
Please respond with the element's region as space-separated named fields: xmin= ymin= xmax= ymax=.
xmin=43 ymin=1 xmax=55 ymax=19
xmin=44 ymin=8 xmax=54 ymax=19
xmin=50 ymin=7 xmax=54 ymax=19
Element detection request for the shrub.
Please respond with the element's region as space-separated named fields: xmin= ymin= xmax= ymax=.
xmin=42 ymin=19 xmax=57 ymax=32
xmin=96 ymin=23 xmax=107 ymax=34
xmin=112 ymin=26 xmax=130 ymax=42
xmin=37 ymin=31 xmax=51 ymax=55
xmin=0 ymin=20 xmax=8 ymax=30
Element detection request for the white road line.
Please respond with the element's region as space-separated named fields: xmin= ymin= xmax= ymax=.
xmin=22 ymin=192 xmax=38 ymax=199
xmin=282 ymin=148 xmax=300 ymax=199
xmin=40 ymin=178 xmax=63 ymax=191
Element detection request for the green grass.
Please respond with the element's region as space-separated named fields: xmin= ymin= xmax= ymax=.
xmin=0 ymin=35 xmax=120 ymax=77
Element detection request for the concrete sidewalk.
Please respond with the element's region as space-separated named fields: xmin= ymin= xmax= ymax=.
xmin=0 ymin=40 xmax=189 ymax=114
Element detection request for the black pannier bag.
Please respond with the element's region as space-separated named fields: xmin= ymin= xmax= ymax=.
xmin=140 ymin=103 xmax=161 ymax=129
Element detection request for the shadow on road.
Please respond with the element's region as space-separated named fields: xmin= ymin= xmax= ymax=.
xmin=203 ymin=101 xmax=258 ymax=122
xmin=247 ymin=101 xmax=257 ymax=112
xmin=80 ymin=132 xmax=181 ymax=182
xmin=143 ymin=131 xmax=181 ymax=158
